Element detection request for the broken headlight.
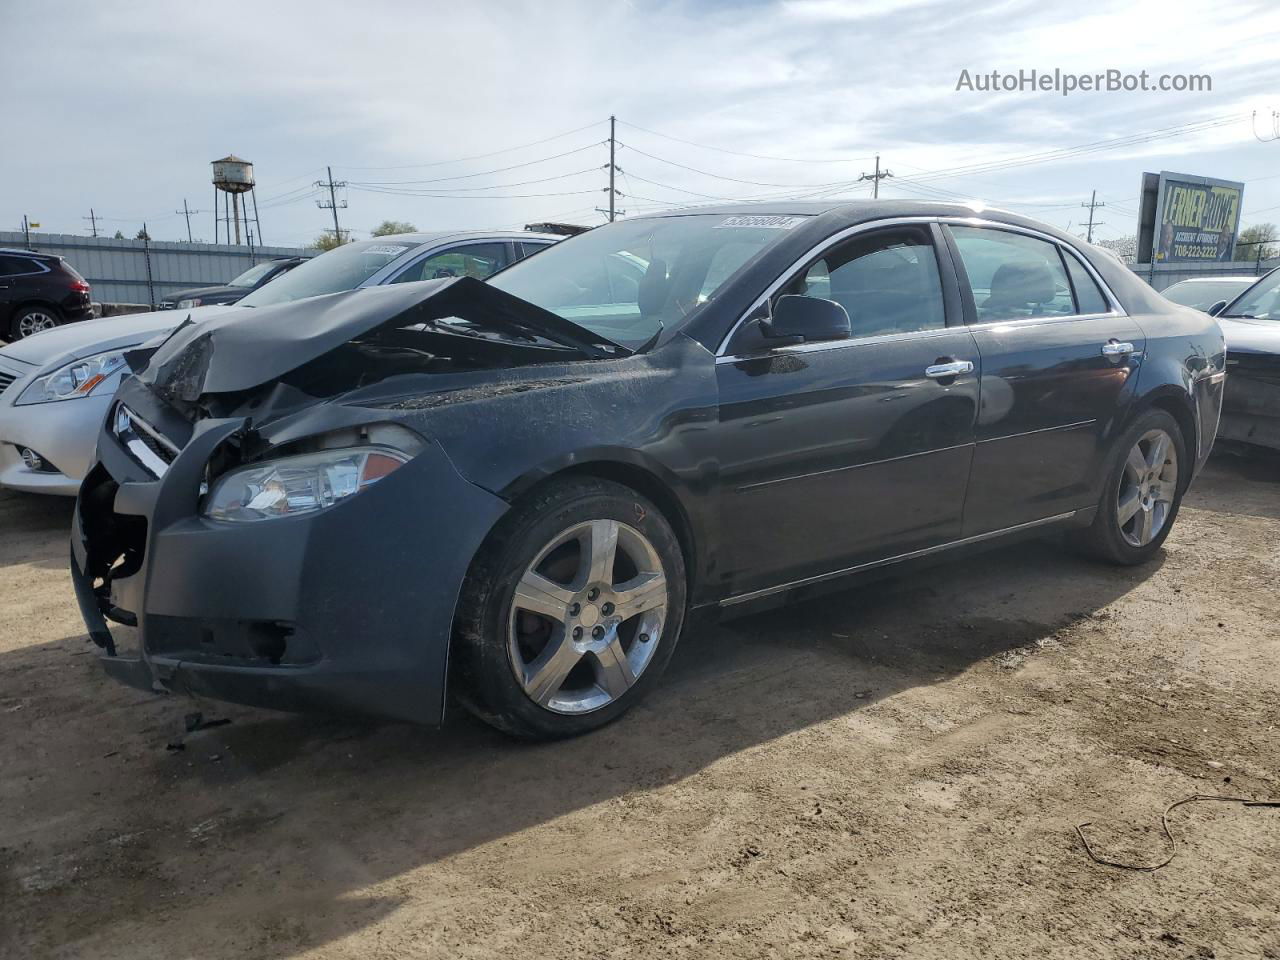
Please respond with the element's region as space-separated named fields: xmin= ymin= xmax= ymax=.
xmin=202 ymin=447 xmax=408 ymax=523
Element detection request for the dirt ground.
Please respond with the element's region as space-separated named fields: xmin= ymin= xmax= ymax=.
xmin=2 ymin=455 xmax=1278 ymax=960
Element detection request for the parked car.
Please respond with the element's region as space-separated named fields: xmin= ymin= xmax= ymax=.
xmin=159 ymin=257 xmax=308 ymax=310
xmin=71 ymin=201 xmax=1225 ymax=740
xmin=0 ymin=230 xmax=559 ymax=495
xmin=1160 ymin=276 xmax=1257 ymax=312
xmin=0 ymin=248 xmax=93 ymax=341
xmin=1212 ymin=266 xmax=1280 ymax=452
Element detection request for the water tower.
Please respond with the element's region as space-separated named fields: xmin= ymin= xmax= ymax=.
xmin=211 ymin=155 xmax=263 ymax=246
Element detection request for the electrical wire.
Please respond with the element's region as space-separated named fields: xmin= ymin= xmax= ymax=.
xmin=617 ymin=119 xmax=875 ymax=164
xmin=345 ymin=142 xmax=606 ymax=186
xmin=336 ymin=120 xmax=608 ymax=171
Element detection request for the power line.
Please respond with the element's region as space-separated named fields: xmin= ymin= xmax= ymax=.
xmin=346 ymin=142 xmax=606 ymax=186
xmin=616 ymin=119 xmax=875 ymax=164
xmin=337 ymin=119 xmax=608 ymax=171
xmin=343 ymin=168 xmax=600 ymax=196
xmin=617 ymin=143 xmax=860 ymax=189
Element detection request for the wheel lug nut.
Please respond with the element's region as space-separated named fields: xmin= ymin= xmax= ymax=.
xmin=569 ymin=602 xmax=581 ymax=616
xmin=639 ymin=633 xmax=650 ymax=643
xmin=587 ymin=587 xmax=600 ymax=601
xmin=592 ymin=625 xmax=605 ymax=639
xmin=601 ymin=602 xmax=614 ymax=616
xmin=572 ymin=626 xmax=583 ymax=640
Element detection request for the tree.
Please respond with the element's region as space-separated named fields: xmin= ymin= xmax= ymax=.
xmin=1235 ymin=223 xmax=1277 ymax=261
xmin=135 ymin=226 xmax=150 ymax=241
xmin=371 ymin=220 xmax=417 ymax=237
xmin=112 ymin=230 xmax=125 ymax=239
xmin=312 ymin=230 xmax=347 ymax=251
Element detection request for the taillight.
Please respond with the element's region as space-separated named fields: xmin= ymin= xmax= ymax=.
xmin=70 ymin=279 xmax=90 ymax=293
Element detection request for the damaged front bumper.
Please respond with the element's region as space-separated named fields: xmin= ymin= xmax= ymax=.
xmin=1220 ymin=354 xmax=1280 ymax=452
xmin=72 ymin=380 xmax=508 ymax=725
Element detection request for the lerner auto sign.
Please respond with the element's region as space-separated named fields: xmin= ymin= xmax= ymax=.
xmin=1151 ymin=172 xmax=1244 ymax=262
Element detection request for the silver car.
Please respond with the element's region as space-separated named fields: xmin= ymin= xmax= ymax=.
xmin=0 ymin=231 xmax=559 ymax=494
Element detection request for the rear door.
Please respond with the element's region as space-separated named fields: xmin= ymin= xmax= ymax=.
xmin=943 ymin=223 xmax=1144 ymax=535
xmin=0 ymin=256 xmax=21 ymax=328
xmin=716 ymin=222 xmax=982 ymax=598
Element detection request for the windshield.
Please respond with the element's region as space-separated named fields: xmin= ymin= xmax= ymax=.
xmin=487 ymin=214 xmax=809 ymax=347
xmin=1162 ymin=278 xmax=1254 ymax=310
xmin=1221 ymin=271 xmax=1280 ymax=319
xmin=237 ymin=240 xmax=416 ymax=308
xmin=228 ymin=261 xmax=279 ymax=289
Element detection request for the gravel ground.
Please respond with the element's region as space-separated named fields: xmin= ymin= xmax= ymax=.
xmin=2 ymin=453 xmax=1278 ymax=960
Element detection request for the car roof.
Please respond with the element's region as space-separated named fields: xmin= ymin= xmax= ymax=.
xmin=1166 ymin=276 xmax=1254 ymax=285
xmin=0 ymin=247 xmax=56 ymax=259
xmin=375 ymin=230 xmax=563 ymax=245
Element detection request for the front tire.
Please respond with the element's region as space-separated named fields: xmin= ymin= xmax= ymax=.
xmin=1075 ymin=408 xmax=1187 ymax=565
xmin=11 ymin=305 xmax=63 ymax=340
xmin=453 ymin=477 xmax=687 ymax=739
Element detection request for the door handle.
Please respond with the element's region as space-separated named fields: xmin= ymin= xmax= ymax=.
xmin=1101 ymin=340 xmax=1135 ymax=356
xmin=925 ymin=360 xmax=974 ymax=379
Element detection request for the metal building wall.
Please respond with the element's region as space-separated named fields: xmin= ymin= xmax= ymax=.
xmin=0 ymin=232 xmax=313 ymax=309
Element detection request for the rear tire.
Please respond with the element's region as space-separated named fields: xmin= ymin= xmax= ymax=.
xmin=453 ymin=477 xmax=687 ymax=740
xmin=11 ymin=305 xmax=63 ymax=340
xmin=1074 ymin=408 xmax=1188 ymax=565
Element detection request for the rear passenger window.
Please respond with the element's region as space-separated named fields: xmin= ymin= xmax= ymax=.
xmin=949 ymin=226 xmax=1075 ymax=322
xmin=779 ymin=225 xmax=946 ymax=337
xmin=1063 ymin=251 xmax=1109 ymax=314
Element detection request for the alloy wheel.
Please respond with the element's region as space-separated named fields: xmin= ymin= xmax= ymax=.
xmin=18 ymin=311 xmax=57 ymax=338
xmin=1117 ymin=428 xmax=1178 ymax=548
xmin=507 ymin=518 xmax=669 ymax=715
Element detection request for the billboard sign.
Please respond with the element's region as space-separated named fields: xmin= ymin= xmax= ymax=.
xmin=1149 ymin=172 xmax=1244 ymax=262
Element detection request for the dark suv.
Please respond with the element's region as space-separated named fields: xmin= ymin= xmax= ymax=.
xmin=0 ymin=249 xmax=94 ymax=341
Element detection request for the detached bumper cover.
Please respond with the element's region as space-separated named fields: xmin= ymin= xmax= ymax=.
xmin=73 ymin=408 xmax=508 ymax=725
xmin=1219 ymin=355 xmax=1280 ymax=452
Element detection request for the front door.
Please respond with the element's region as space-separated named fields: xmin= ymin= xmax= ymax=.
xmin=716 ymin=223 xmax=981 ymax=599
xmin=943 ymin=224 xmax=1145 ymax=535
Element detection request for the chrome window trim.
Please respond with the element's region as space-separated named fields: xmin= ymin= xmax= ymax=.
xmin=715 ymin=215 xmax=1129 ymax=360
xmin=383 ymin=237 xmax=519 ymax=284
xmin=719 ymin=510 xmax=1077 ymax=607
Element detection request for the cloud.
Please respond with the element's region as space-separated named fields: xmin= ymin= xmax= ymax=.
xmin=4 ymin=0 xmax=1279 ymax=246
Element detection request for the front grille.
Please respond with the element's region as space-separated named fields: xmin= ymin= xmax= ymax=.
xmin=113 ymin=404 xmax=181 ymax=477
xmin=0 ymin=371 xmax=16 ymax=396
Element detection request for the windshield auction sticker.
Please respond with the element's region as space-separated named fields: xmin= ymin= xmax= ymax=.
xmin=715 ymin=215 xmax=808 ymax=230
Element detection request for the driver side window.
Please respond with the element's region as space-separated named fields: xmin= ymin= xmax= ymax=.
xmin=777 ymin=225 xmax=946 ymax=338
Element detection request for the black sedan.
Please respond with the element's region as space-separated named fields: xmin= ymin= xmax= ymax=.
xmin=72 ymin=202 xmax=1226 ymax=739
xmin=159 ymin=257 xmax=308 ymax=310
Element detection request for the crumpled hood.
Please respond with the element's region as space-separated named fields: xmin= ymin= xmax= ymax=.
xmin=0 ymin=303 xmax=240 ymax=367
xmin=1219 ymin=317 xmax=1280 ymax=356
xmin=136 ymin=277 xmax=621 ymax=402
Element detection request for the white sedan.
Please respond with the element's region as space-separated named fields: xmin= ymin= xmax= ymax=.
xmin=0 ymin=230 xmax=559 ymax=494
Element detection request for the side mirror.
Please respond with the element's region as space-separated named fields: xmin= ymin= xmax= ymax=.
xmin=1207 ymin=299 xmax=1228 ymax=317
xmin=762 ymin=294 xmax=851 ymax=346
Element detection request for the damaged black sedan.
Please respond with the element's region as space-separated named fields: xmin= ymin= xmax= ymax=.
xmin=73 ymin=202 xmax=1226 ymax=739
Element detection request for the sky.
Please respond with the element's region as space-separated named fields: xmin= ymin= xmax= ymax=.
xmin=4 ymin=0 xmax=1280 ymax=249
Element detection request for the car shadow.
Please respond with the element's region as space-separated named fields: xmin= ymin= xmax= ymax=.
xmin=0 ymin=487 xmax=1168 ymax=957
xmin=1185 ymin=450 xmax=1280 ymax=520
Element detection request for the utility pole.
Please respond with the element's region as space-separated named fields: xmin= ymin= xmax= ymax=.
xmin=858 ymin=155 xmax=893 ymax=198
xmin=83 ymin=209 xmax=99 ymax=237
xmin=316 ymin=166 xmax=348 ymax=245
xmin=595 ymin=115 xmax=624 ymax=223
xmin=22 ymin=215 xmax=33 ymax=250
xmin=175 ymin=199 xmax=196 ymax=243
xmin=1082 ymin=190 xmax=1106 ymax=243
